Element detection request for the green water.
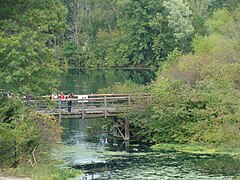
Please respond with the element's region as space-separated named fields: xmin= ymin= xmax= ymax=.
xmin=58 ymin=69 xmax=240 ymax=180
xmin=59 ymin=68 xmax=154 ymax=94
xmin=60 ymin=119 xmax=240 ymax=180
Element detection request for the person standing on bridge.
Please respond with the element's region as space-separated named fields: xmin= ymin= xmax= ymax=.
xmin=68 ymin=93 xmax=74 ymax=112
xmin=60 ymin=92 xmax=65 ymax=110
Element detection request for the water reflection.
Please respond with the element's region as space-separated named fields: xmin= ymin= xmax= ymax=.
xmin=98 ymin=138 xmax=108 ymax=152
xmin=61 ymin=119 xmax=104 ymax=165
xmin=60 ymin=119 xmax=240 ymax=180
xmin=59 ymin=68 xmax=155 ymax=94
xmin=78 ymin=153 xmax=239 ymax=180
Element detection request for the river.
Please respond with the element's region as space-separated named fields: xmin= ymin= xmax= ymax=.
xmin=56 ymin=69 xmax=240 ymax=180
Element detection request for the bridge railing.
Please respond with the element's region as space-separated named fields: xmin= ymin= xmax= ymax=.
xmin=23 ymin=93 xmax=151 ymax=118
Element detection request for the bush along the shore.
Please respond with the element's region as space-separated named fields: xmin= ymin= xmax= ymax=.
xmin=130 ymin=8 xmax=240 ymax=148
xmin=0 ymin=95 xmax=82 ymax=179
xmin=0 ymin=95 xmax=62 ymax=167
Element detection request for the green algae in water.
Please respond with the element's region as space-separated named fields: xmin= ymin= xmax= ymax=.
xmin=59 ymin=116 xmax=240 ymax=179
xmin=80 ymin=152 xmax=240 ymax=180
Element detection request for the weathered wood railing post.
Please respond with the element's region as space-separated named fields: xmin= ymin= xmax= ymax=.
xmin=128 ymin=94 xmax=131 ymax=106
xmin=104 ymin=95 xmax=107 ymax=118
xmin=34 ymin=100 xmax=38 ymax=111
xmin=112 ymin=118 xmax=118 ymax=137
xmin=82 ymin=97 xmax=85 ymax=119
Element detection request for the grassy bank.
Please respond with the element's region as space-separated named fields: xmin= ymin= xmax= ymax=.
xmin=1 ymin=163 xmax=82 ymax=180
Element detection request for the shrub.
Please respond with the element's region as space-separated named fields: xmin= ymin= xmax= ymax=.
xmin=0 ymin=95 xmax=62 ymax=167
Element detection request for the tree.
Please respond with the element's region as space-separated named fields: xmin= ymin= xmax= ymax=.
xmin=107 ymin=0 xmax=175 ymax=67
xmin=0 ymin=0 xmax=67 ymax=168
xmin=163 ymin=0 xmax=194 ymax=52
xmin=163 ymin=0 xmax=194 ymax=40
xmin=0 ymin=0 xmax=67 ymax=95
xmin=105 ymin=0 xmax=195 ymax=67
xmin=63 ymin=0 xmax=118 ymax=67
xmin=63 ymin=0 xmax=197 ymax=68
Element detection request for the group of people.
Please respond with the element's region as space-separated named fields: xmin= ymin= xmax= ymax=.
xmin=51 ymin=92 xmax=75 ymax=112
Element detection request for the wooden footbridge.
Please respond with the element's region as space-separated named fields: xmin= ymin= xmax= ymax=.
xmin=24 ymin=93 xmax=150 ymax=140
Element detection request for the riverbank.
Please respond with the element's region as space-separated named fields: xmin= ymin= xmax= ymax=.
xmin=0 ymin=163 xmax=82 ymax=180
xmin=0 ymin=176 xmax=30 ymax=180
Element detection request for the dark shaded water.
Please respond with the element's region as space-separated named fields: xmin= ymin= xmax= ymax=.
xmin=58 ymin=69 xmax=240 ymax=180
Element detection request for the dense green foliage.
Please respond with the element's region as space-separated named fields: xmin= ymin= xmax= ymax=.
xmin=2 ymin=0 xmax=239 ymax=75
xmin=0 ymin=1 xmax=240 ymax=177
xmin=0 ymin=95 xmax=62 ymax=167
xmin=0 ymin=0 xmax=67 ymax=95
xmin=62 ymin=0 xmax=240 ymax=68
xmin=131 ymin=7 xmax=240 ymax=146
xmin=63 ymin=0 xmax=194 ymax=67
xmin=0 ymin=1 xmax=69 ymax=177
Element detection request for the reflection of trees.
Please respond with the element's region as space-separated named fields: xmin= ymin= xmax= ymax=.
xmin=59 ymin=69 xmax=155 ymax=94
xmin=185 ymin=154 xmax=240 ymax=176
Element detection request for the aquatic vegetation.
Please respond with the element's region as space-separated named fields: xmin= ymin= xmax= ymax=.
xmin=151 ymin=143 xmax=217 ymax=154
xmin=58 ymin=119 xmax=240 ymax=179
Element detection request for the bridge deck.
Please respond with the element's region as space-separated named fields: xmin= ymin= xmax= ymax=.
xmin=37 ymin=107 xmax=127 ymax=119
xmin=25 ymin=93 xmax=150 ymax=119
xmin=24 ymin=93 xmax=150 ymax=141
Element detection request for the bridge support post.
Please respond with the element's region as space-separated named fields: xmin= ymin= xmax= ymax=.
xmin=124 ymin=118 xmax=130 ymax=141
xmin=124 ymin=140 xmax=130 ymax=152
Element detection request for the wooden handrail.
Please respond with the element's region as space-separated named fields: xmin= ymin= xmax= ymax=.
xmin=41 ymin=93 xmax=150 ymax=99
xmin=24 ymin=93 xmax=150 ymax=120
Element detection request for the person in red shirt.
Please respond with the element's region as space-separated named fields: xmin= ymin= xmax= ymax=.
xmin=60 ymin=92 xmax=65 ymax=110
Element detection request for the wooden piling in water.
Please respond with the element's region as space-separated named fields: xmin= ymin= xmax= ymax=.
xmin=124 ymin=118 xmax=130 ymax=141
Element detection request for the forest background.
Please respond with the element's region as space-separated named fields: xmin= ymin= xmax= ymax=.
xmin=0 ymin=0 xmax=240 ymax=177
